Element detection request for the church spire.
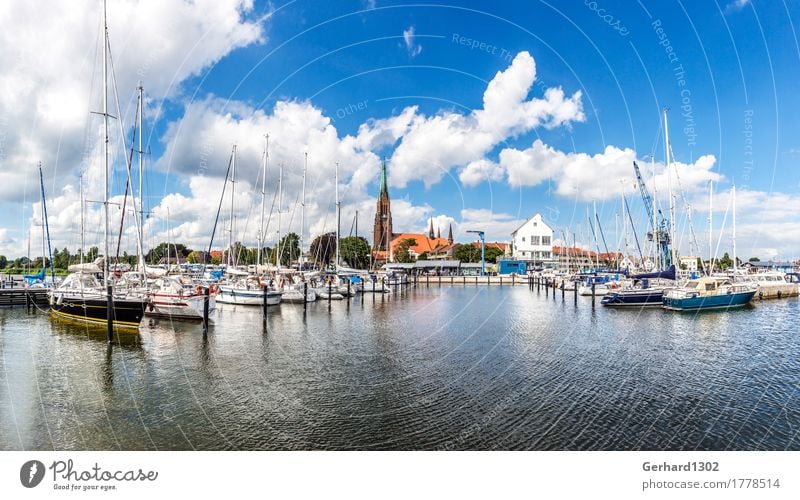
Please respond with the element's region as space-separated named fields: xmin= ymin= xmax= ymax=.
xmin=379 ymin=157 xmax=389 ymax=197
xmin=447 ymin=223 xmax=453 ymax=244
xmin=428 ymin=218 xmax=434 ymax=239
xmin=437 ymin=227 xmax=441 ymax=239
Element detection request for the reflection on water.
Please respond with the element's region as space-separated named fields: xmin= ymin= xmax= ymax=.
xmin=1 ymin=285 xmax=798 ymax=450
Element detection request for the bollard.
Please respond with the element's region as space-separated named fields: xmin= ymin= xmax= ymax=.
xmin=202 ymin=286 xmax=209 ymax=333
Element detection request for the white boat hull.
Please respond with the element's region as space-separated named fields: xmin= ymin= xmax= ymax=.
xmin=216 ymin=287 xmax=282 ymax=305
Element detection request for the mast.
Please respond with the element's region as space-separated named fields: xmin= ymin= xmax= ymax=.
xmin=258 ymin=134 xmax=268 ymax=268
xmin=301 ymin=151 xmax=307 ymax=269
xmin=663 ymin=107 xmax=676 ymax=268
xmin=80 ymin=172 xmax=85 ymax=265
xmin=650 ymin=155 xmax=658 ymax=269
xmin=137 ymin=82 xmax=145 ymax=273
xmin=102 ymin=0 xmax=110 ymax=289
xmin=708 ymin=180 xmax=713 ymax=275
xmin=228 ymin=144 xmax=236 ymax=268
xmin=276 ymin=163 xmax=283 ymax=270
xmin=335 ymin=161 xmax=340 ymax=268
xmin=732 ymin=184 xmax=737 ymax=272
xmin=38 ymin=164 xmax=54 ymax=282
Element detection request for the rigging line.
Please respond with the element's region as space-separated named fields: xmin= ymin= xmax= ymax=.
xmin=595 ymin=213 xmax=611 ymax=261
xmin=107 ymin=36 xmax=144 ymax=267
xmin=201 ymin=152 xmax=234 ymax=276
xmin=114 ymin=103 xmax=139 ymax=262
xmin=624 ymin=195 xmax=645 ymax=264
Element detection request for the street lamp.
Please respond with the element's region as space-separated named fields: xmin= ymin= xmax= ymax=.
xmin=466 ymin=230 xmax=485 ymax=276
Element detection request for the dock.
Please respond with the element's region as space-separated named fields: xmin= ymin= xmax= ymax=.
xmin=412 ymin=275 xmax=531 ymax=286
xmin=0 ymin=287 xmax=50 ymax=307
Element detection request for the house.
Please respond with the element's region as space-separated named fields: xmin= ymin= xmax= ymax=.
xmin=680 ymin=256 xmax=700 ymax=272
xmin=742 ymin=261 xmax=797 ymax=273
xmin=511 ymin=213 xmax=554 ymax=265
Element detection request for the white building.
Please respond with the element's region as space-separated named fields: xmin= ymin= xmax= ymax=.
xmin=511 ymin=213 xmax=553 ymax=264
xmin=680 ymin=256 xmax=699 ymax=272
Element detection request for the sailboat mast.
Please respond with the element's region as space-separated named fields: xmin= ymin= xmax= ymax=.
xmin=229 ymin=144 xmax=236 ymax=268
xmin=663 ymin=107 xmax=676 ymax=267
xmin=708 ymin=180 xmax=713 ymax=275
xmin=335 ymin=161 xmax=340 ymax=268
xmin=102 ymin=0 xmax=110 ymax=288
xmin=258 ymin=134 xmax=268 ymax=268
xmin=301 ymin=152 xmax=307 ymax=269
xmin=80 ymin=172 xmax=85 ymax=265
xmin=732 ymin=184 xmax=737 ymax=272
xmin=276 ymin=163 xmax=283 ymax=270
xmin=137 ymin=82 xmax=145 ymax=273
xmin=38 ymin=164 xmax=54 ymax=282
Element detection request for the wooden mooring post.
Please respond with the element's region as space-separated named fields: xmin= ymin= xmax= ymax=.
xmin=202 ymin=286 xmax=209 ymax=334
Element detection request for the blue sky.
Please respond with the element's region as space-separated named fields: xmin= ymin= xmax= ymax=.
xmin=1 ymin=0 xmax=799 ymax=260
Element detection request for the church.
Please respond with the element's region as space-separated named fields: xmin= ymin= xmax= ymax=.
xmin=372 ymin=160 xmax=453 ymax=263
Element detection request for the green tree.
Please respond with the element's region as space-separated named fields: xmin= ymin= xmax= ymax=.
xmin=453 ymin=244 xmax=481 ymax=263
xmin=748 ymin=256 xmax=760 ymax=262
xmin=275 ymin=232 xmax=300 ymax=266
xmin=0 ymin=255 xmax=7 ymax=269
xmin=719 ymin=252 xmax=733 ymax=270
xmin=339 ymin=236 xmax=371 ymax=268
xmin=484 ymin=246 xmax=504 ymax=263
xmin=309 ymin=232 xmax=337 ymax=265
xmin=146 ymin=242 xmax=191 ymax=264
xmin=394 ymin=238 xmax=417 ymax=263
xmin=86 ymin=246 xmax=99 ymax=262
xmin=417 ymin=252 xmax=429 ymax=261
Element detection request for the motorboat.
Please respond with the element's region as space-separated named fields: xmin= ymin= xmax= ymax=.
xmin=662 ymin=276 xmax=756 ymax=311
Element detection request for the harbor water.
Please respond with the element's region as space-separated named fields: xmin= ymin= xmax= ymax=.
xmin=1 ymin=285 xmax=798 ymax=450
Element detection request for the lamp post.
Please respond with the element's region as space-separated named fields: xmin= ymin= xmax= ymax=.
xmin=467 ymin=230 xmax=485 ymax=276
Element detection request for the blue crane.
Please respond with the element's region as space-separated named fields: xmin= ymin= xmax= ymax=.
xmin=632 ymin=161 xmax=672 ymax=269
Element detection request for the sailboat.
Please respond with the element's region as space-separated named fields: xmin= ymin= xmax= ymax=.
xmin=24 ymin=165 xmax=55 ymax=288
xmin=215 ymin=143 xmax=282 ymax=306
xmin=602 ymin=109 xmax=678 ymax=307
xmin=49 ymin=0 xmax=148 ymax=329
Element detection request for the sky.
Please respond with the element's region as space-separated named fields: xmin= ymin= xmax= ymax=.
xmin=1 ymin=0 xmax=799 ymax=262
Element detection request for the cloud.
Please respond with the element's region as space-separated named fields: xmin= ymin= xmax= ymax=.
xmin=0 ymin=0 xmax=266 ymax=202
xmin=471 ymin=139 xmax=722 ymax=203
xmin=725 ymin=0 xmax=751 ymax=13
xmin=366 ymin=51 xmax=585 ymax=188
xmin=402 ymin=26 xmax=422 ymax=57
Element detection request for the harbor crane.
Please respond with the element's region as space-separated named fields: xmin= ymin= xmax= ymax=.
xmin=632 ymin=161 xmax=672 ymax=269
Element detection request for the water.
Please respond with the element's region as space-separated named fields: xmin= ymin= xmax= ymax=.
xmin=1 ymin=285 xmax=798 ymax=450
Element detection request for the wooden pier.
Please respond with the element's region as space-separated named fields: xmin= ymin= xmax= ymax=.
xmin=0 ymin=287 xmax=50 ymax=307
xmin=412 ymin=275 xmax=531 ymax=286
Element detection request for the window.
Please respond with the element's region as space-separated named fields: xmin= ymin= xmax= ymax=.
xmin=521 ymin=236 xmax=525 ymax=242
xmin=531 ymin=236 xmax=540 ymax=246
xmin=542 ymin=236 xmax=551 ymax=245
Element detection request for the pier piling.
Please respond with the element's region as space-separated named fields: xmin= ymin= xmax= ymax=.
xmin=202 ymin=286 xmax=209 ymax=333
xmin=263 ymin=285 xmax=269 ymax=331
xmin=591 ymin=283 xmax=596 ymax=307
xmin=304 ymin=282 xmax=308 ymax=309
xmin=106 ymin=284 xmax=113 ymax=343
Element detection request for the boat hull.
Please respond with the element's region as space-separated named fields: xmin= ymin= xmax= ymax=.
xmin=216 ymin=287 xmax=282 ymax=306
xmin=601 ymin=289 xmax=665 ymax=307
xmin=662 ymin=291 xmax=756 ymax=311
xmin=145 ymin=294 xmax=216 ymax=320
xmin=50 ymin=294 xmax=147 ymax=328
